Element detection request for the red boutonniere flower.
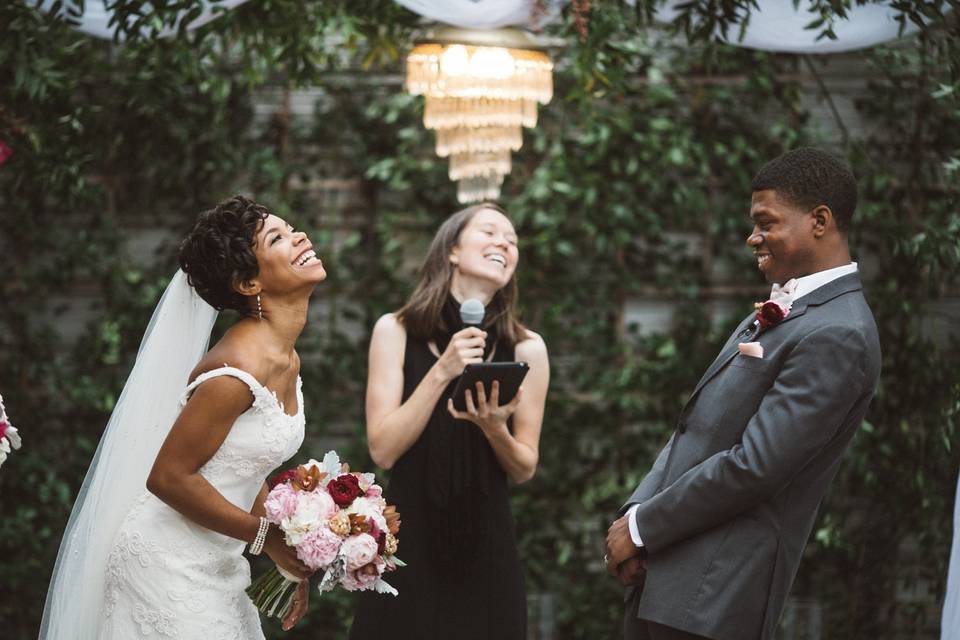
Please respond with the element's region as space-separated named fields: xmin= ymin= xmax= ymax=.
xmin=754 ymin=300 xmax=789 ymax=329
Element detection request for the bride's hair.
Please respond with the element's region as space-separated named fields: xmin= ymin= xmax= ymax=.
xmin=178 ymin=195 xmax=269 ymax=315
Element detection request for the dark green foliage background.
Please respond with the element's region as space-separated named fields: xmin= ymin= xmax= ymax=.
xmin=1 ymin=2 xmax=958 ymax=638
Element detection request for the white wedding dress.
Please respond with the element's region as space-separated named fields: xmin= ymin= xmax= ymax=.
xmin=101 ymin=366 xmax=305 ymax=639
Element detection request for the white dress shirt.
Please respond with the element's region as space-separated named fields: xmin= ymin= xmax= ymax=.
xmin=625 ymin=262 xmax=859 ymax=548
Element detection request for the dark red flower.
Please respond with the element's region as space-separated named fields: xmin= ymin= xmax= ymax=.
xmin=327 ymin=473 xmax=362 ymax=506
xmin=376 ymin=530 xmax=386 ymax=555
xmin=0 ymin=141 xmax=12 ymax=167
xmin=755 ymin=300 xmax=787 ymax=329
xmin=268 ymin=468 xmax=297 ymax=489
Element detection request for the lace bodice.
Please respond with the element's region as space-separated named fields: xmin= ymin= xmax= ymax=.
xmin=101 ymin=366 xmax=305 ymax=639
xmin=179 ymin=366 xmax=305 ymax=511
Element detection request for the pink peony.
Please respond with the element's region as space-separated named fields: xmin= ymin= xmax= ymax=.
xmin=299 ymin=489 xmax=338 ymax=521
xmin=365 ymin=484 xmax=383 ymax=498
xmin=263 ymin=483 xmax=299 ymax=522
xmin=280 ymin=490 xmax=338 ymax=546
xmin=340 ymin=533 xmax=379 ymax=571
xmin=341 ymin=556 xmax=385 ymax=591
xmin=296 ymin=526 xmax=343 ymax=570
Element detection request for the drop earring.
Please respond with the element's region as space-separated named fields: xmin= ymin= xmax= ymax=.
xmin=257 ymin=294 xmax=263 ymax=320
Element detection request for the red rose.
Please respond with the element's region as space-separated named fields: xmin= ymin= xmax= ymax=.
xmin=756 ymin=300 xmax=787 ymax=329
xmin=327 ymin=473 xmax=362 ymax=506
xmin=268 ymin=468 xmax=297 ymax=489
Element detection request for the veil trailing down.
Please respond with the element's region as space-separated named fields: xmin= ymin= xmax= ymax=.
xmin=40 ymin=270 xmax=218 ymax=639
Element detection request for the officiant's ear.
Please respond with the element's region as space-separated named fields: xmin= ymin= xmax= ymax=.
xmin=811 ymin=205 xmax=833 ymax=238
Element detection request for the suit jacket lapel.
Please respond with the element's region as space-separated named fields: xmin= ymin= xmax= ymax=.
xmin=688 ymin=313 xmax=754 ymax=401
xmin=774 ymin=272 xmax=863 ymax=328
xmin=681 ymin=272 xmax=864 ymax=413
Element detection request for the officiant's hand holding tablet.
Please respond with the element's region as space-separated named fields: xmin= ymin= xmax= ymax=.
xmin=451 ymin=362 xmax=529 ymax=412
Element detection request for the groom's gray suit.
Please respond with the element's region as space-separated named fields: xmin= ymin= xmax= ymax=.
xmin=622 ymin=272 xmax=881 ymax=640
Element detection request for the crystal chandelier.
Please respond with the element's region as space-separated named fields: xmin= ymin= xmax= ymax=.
xmin=406 ymin=27 xmax=554 ymax=203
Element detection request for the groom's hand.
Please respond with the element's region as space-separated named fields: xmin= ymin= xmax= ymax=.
xmin=605 ymin=516 xmax=639 ymax=578
xmin=617 ymin=555 xmax=646 ymax=587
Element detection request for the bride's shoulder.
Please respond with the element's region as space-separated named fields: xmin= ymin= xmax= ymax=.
xmin=190 ymin=336 xmax=268 ymax=386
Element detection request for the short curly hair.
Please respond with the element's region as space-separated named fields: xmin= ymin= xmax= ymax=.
xmin=178 ymin=195 xmax=270 ymax=315
xmin=751 ymin=147 xmax=858 ymax=232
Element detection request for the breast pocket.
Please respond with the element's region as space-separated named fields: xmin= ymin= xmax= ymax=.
xmin=728 ymin=353 xmax=776 ymax=372
xmin=695 ymin=355 xmax=779 ymax=441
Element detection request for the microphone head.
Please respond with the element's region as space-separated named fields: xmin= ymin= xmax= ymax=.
xmin=459 ymin=298 xmax=485 ymax=327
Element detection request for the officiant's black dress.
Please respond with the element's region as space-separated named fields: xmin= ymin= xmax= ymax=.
xmin=349 ymin=308 xmax=527 ymax=640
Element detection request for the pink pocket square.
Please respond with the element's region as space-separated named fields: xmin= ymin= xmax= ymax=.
xmin=738 ymin=342 xmax=764 ymax=358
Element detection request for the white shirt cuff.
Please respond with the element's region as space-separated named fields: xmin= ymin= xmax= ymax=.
xmin=626 ymin=504 xmax=644 ymax=548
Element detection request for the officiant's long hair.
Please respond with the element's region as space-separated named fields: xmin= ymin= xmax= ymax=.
xmin=396 ymin=203 xmax=528 ymax=349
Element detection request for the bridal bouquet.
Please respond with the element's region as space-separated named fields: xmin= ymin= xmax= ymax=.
xmin=247 ymin=451 xmax=403 ymax=619
xmin=0 ymin=394 xmax=21 ymax=470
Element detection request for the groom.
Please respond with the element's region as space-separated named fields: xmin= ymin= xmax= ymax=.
xmin=606 ymin=148 xmax=882 ymax=640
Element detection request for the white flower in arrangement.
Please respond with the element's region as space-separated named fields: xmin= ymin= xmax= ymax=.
xmin=0 ymin=393 xmax=20 ymax=470
xmin=5 ymin=425 xmax=20 ymax=449
xmin=281 ymin=490 xmax=337 ymax=546
xmin=346 ymin=496 xmax=388 ymax=532
xmin=316 ymin=450 xmax=343 ymax=479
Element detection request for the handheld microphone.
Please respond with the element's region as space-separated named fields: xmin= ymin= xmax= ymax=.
xmin=459 ymin=298 xmax=485 ymax=329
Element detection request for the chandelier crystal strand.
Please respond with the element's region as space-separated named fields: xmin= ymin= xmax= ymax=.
xmin=406 ymin=45 xmax=553 ymax=103
xmin=436 ymin=126 xmax=523 ymax=157
xmin=423 ymin=97 xmax=539 ymax=130
xmin=457 ymin=174 xmax=504 ymax=204
xmin=448 ymin=150 xmax=512 ymax=181
xmin=406 ymin=30 xmax=554 ymax=203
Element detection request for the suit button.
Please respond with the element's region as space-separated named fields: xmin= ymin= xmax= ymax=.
xmin=678 ymin=421 xmax=687 ymax=434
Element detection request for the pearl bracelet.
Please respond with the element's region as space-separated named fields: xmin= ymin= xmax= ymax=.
xmin=249 ymin=516 xmax=269 ymax=556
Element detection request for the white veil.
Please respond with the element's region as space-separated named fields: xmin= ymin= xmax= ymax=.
xmin=40 ymin=270 xmax=218 ymax=639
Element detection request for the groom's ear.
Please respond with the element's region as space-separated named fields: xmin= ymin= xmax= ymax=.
xmin=810 ymin=204 xmax=833 ymax=238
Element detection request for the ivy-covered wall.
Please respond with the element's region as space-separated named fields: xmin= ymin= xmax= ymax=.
xmin=1 ymin=3 xmax=958 ymax=639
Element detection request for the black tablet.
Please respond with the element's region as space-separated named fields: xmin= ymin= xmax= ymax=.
xmin=451 ymin=361 xmax=530 ymax=412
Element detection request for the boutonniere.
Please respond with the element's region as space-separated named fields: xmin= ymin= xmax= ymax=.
xmin=753 ymin=299 xmax=790 ymax=330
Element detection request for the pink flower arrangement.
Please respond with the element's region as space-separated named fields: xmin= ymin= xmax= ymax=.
xmin=247 ymin=451 xmax=403 ymax=621
xmin=0 ymin=394 xmax=21 ymax=470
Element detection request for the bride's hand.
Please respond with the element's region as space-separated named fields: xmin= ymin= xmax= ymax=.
xmin=281 ymin=580 xmax=309 ymax=631
xmin=263 ymin=526 xmax=312 ymax=580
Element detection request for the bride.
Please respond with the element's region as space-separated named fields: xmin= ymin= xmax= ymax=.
xmin=41 ymin=195 xmax=326 ymax=638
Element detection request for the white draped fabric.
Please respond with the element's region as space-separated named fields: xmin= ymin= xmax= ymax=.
xmin=35 ymin=0 xmax=924 ymax=54
xmin=393 ymin=0 xmax=564 ymax=29
xmin=653 ymin=0 xmax=921 ymax=54
xmin=943 ymin=470 xmax=960 ymax=640
xmin=36 ymin=0 xmax=252 ymax=40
